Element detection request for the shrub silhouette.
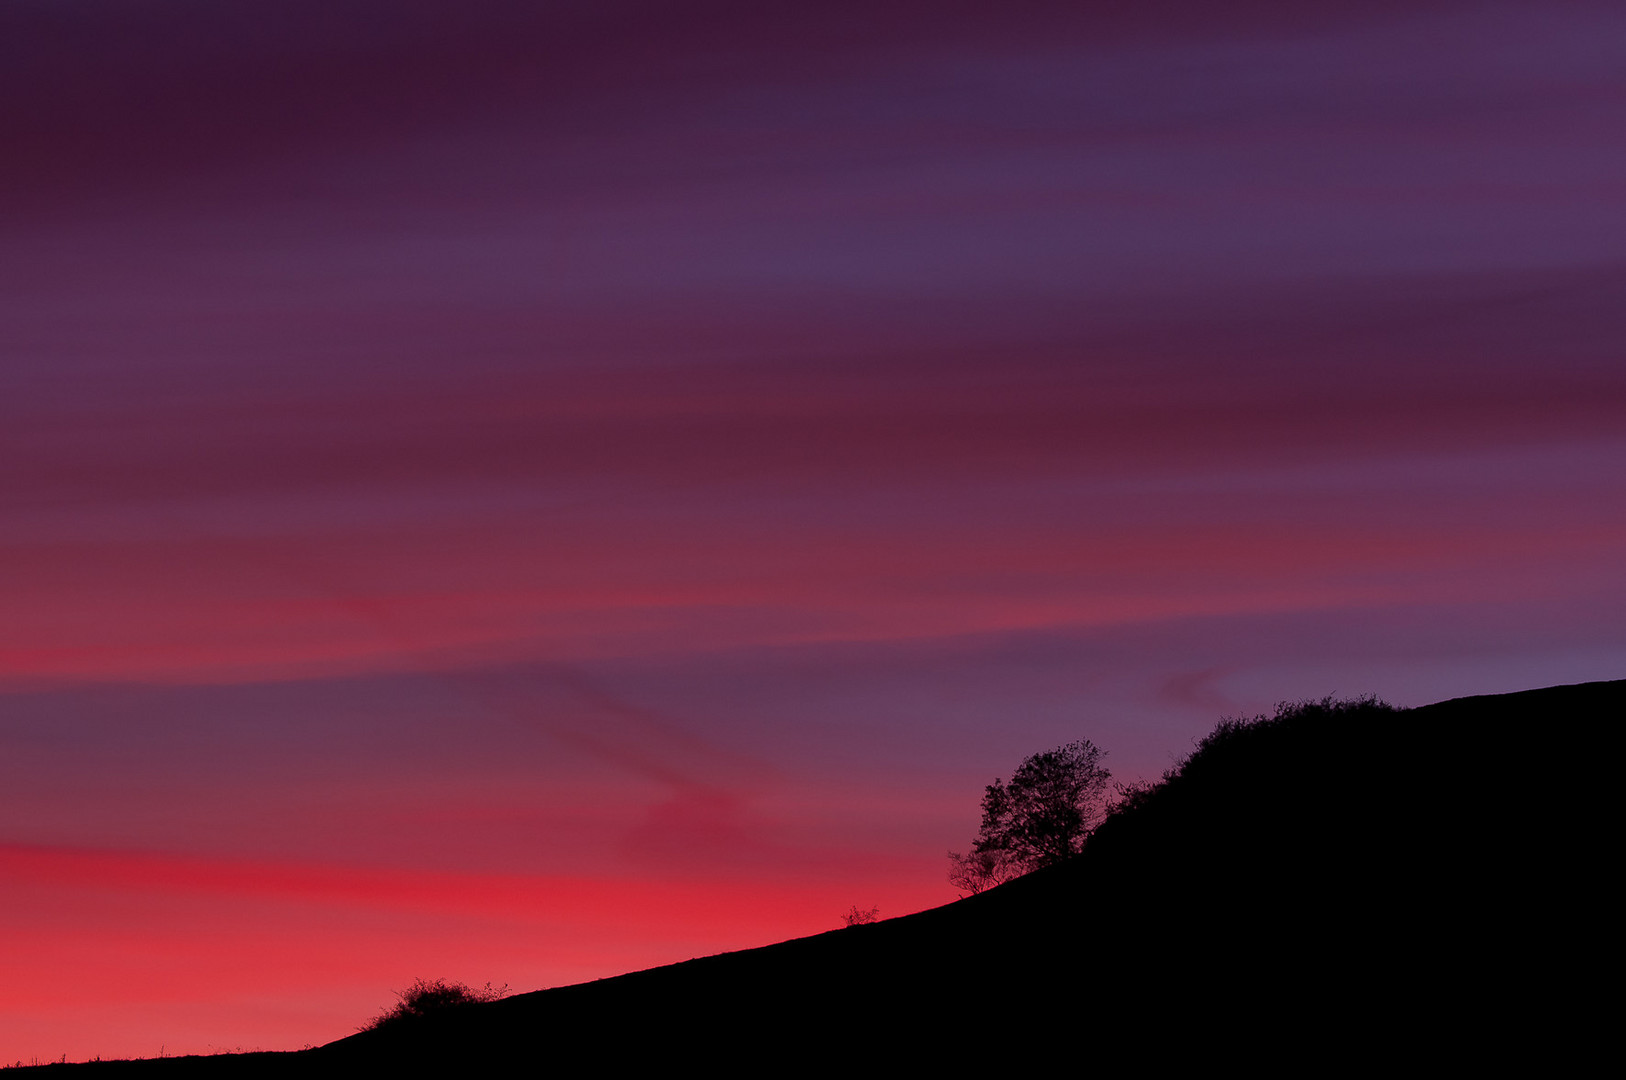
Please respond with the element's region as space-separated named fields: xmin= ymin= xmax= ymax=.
xmin=1145 ymin=694 xmax=1397 ymax=808
xmin=364 ymin=979 xmax=509 ymax=1032
xmin=1085 ymin=694 xmax=1402 ymax=890
xmin=841 ymin=905 xmax=880 ymax=927
xmin=944 ymin=846 xmax=1023 ymax=895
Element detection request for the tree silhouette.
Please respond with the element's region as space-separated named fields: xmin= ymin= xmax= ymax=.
xmin=948 ymin=739 xmax=1111 ymax=893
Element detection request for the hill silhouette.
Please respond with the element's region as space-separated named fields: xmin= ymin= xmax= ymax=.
xmin=30 ymin=679 xmax=1616 ymax=1074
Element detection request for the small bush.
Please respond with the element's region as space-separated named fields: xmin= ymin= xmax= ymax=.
xmin=364 ymin=978 xmax=510 ymax=1031
xmin=841 ymin=905 xmax=880 ymax=927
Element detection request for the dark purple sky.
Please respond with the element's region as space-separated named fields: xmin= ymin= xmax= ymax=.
xmin=4 ymin=0 xmax=1624 ymax=1060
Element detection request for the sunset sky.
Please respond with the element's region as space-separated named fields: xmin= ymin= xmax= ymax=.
xmin=4 ymin=0 xmax=1625 ymax=1061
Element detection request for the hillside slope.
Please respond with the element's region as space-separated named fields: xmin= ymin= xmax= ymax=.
xmin=42 ymin=679 xmax=1618 ymax=1073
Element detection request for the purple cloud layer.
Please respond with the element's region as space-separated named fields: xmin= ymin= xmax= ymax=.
xmin=3 ymin=0 xmax=1624 ymax=1061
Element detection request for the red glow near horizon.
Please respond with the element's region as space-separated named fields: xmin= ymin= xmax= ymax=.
xmin=2 ymin=842 xmax=942 ymax=1061
xmin=3 ymin=0 xmax=1625 ymax=1063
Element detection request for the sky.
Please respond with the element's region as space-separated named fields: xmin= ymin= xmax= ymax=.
xmin=3 ymin=0 xmax=1625 ymax=1061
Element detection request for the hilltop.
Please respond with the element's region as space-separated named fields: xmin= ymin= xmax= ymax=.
xmin=30 ymin=679 xmax=1617 ymax=1073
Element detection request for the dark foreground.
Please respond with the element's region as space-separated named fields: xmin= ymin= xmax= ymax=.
xmin=26 ymin=679 xmax=1616 ymax=1074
